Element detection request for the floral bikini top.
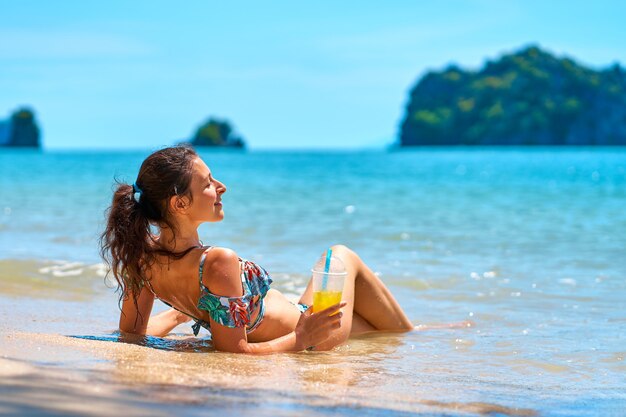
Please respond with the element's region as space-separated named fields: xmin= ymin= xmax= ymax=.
xmin=193 ymin=249 xmax=273 ymax=335
xmin=147 ymin=247 xmax=273 ymax=336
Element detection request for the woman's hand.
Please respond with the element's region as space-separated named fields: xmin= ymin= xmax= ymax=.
xmin=294 ymin=302 xmax=346 ymax=351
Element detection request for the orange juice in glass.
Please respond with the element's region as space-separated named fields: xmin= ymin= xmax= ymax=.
xmin=311 ymin=255 xmax=346 ymax=313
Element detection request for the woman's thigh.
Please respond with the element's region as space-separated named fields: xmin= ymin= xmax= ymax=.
xmin=351 ymin=312 xmax=376 ymax=335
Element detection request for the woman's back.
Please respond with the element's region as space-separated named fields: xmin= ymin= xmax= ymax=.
xmin=144 ymin=246 xmax=295 ymax=341
xmin=144 ymin=248 xmax=208 ymax=322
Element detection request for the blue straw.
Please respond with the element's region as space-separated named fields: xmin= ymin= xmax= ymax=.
xmin=322 ymin=248 xmax=332 ymax=290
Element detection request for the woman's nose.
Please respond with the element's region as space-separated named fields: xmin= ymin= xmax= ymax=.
xmin=216 ymin=180 xmax=227 ymax=194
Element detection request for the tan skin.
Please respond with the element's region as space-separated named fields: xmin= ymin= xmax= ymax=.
xmin=119 ymin=157 xmax=415 ymax=353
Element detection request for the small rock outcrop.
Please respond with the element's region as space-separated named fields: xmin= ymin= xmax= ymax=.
xmin=0 ymin=108 xmax=41 ymax=148
xmin=188 ymin=117 xmax=245 ymax=148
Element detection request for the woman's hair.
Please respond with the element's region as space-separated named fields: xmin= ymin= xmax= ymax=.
xmin=100 ymin=145 xmax=199 ymax=310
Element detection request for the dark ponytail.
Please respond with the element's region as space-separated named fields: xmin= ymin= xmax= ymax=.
xmin=100 ymin=145 xmax=199 ymax=308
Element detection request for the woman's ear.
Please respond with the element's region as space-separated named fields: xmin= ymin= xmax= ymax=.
xmin=169 ymin=195 xmax=190 ymax=214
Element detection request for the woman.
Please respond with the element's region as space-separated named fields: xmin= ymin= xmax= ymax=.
xmin=101 ymin=145 xmax=414 ymax=353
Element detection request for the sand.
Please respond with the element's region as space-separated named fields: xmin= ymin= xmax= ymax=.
xmin=0 ymin=319 xmax=537 ymax=417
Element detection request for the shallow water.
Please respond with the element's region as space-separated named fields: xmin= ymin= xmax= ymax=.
xmin=1 ymin=148 xmax=626 ymax=416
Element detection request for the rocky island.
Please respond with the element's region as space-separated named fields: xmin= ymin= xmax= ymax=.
xmin=399 ymin=46 xmax=626 ymax=146
xmin=0 ymin=108 xmax=41 ymax=148
xmin=187 ymin=117 xmax=245 ymax=148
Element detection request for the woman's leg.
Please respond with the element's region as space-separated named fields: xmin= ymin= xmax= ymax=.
xmin=299 ymin=245 xmax=413 ymax=349
xmin=351 ymin=311 xmax=377 ymax=335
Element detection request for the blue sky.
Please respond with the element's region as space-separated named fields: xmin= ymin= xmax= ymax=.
xmin=1 ymin=1 xmax=624 ymax=149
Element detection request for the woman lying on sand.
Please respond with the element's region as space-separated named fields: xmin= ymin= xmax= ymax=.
xmin=100 ymin=145 xmax=416 ymax=353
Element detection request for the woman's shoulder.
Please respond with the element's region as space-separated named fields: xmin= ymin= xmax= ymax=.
xmin=201 ymin=247 xmax=243 ymax=296
xmin=203 ymin=246 xmax=240 ymax=267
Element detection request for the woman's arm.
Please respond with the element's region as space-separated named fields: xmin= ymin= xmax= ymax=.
xmin=120 ymin=286 xmax=192 ymax=337
xmin=145 ymin=308 xmax=192 ymax=337
xmin=211 ymin=302 xmax=345 ymax=354
xmin=119 ymin=285 xmax=155 ymax=335
xmin=248 ymin=303 xmax=345 ymax=353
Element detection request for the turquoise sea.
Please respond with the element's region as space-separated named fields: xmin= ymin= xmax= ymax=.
xmin=1 ymin=148 xmax=625 ymax=416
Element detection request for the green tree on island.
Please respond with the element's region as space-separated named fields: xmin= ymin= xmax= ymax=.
xmin=190 ymin=117 xmax=245 ymax=148
xmin=399 ymin=45 xmax=626 ymax=146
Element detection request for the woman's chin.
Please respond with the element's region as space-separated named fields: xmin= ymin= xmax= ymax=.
xmin=204 ymin=213 xmax=224 ymax=223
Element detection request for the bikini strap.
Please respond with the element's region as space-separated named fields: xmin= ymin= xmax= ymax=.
xmin=198 ymin=246 xmax=213 ymax=291
xmin=147 ymin=281 xmax=202 ymax=332
xmin=144 ymin=278 xmax=157 ymax=295
xmin=198 ymin=247 xmax=248 ymax=294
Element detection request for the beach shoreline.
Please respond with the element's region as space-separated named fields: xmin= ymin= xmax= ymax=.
xmin=0 ymin=292 xmax=544 ymax=417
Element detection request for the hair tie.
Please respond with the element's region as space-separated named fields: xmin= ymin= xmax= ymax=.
xmin=132 ymin=182 xmax=143 ymax=203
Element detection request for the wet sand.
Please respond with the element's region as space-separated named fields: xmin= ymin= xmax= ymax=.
xmin=0 ymin=292 xmax=538 ymax=417
xmin=0 ymin=333 xmax=538 ymax=417
xmin=2 ymin=259 xmax=624 ymax=417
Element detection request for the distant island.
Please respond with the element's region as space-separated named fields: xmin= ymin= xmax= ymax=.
xmin=186 ymin=117 xmax=245 ymax=148
xmin=0 ymin=108 xmax=41 ymax=148
xmin=399 ymin=45 xmax=626 ymax=146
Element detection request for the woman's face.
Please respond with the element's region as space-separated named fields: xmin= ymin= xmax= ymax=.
xmin=186 ymin=157 xmax=227 ymax=223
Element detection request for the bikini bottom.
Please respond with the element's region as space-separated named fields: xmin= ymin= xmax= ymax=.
xmin=296 ymin=303 xmax=309 ymax=314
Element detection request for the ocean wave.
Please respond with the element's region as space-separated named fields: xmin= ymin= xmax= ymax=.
xmin=0 ymin=258 xmax=112 ymax=299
